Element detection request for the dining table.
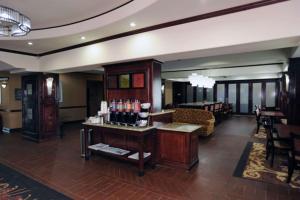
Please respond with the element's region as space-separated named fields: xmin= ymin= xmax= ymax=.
xmin=261 ymin=111 xmax=285 ymax=127
xmin=260 ymin=111 xmax=285 ymax=118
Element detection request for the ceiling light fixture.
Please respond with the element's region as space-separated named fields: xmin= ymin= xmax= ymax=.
xmin=188 ymin=73 xmax=215 ymax=88
xmin=28 ymin=41 xmax=33 ymax=45
xmin=130 ymin=22 xmax=136 ymax=27
xmin=0 ymin=77 xmax=9 ymax=89
xmin=0 ymin=6 xmax=31 ymax=37
xmin=81 ymin=36 xmax=86 ymax=40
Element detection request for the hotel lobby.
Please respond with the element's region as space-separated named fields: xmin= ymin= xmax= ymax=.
xmin=1 ymin=0 xmax=300 ymax=199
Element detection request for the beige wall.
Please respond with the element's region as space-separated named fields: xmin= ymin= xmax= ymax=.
xmin=0 ymin=72 xmax=22 ymax=129
xmin=0 ymin=72 xmax=103 ymax=129
xmin=59 ymin=73 xmax=103 ymax=122
xmin=164 ymin=80 xmax=173 ymax=106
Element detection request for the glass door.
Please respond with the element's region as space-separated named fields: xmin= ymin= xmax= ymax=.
xmin=196 ymin=87 xmax=203 ymax=102
xmin=266 ymin=82 xmax=276 ymax=108
xmin=228 ymin=84 xmax=237 ymax=112
xmin=217 ymin=84 xmax=225 ymax=102
xmin=240 ymin=83 xmax=249 ymax=113
xmin=252 ymin=83 xmax=262 ymax=112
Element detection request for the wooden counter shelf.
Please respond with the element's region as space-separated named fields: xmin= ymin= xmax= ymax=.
xmin=88 ymin=148 xmax=152 ymax=164
xmin=82 ymin=122 xmax=156 ymax=176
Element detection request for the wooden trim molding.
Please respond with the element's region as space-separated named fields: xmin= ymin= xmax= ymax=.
xmin=32 ymin=1 xmax=134 ymax=30
xmin=0 ymin=48 xmax=37 ymax=57
xmin=0 ymin=109 xmax=22 ymax=112
xmin=59 ymin=106 xmax=87 ymax=109
xmin=162 ymin=63 xmax=284 ymax=73
xmin=0 ymin=0 xmax=288 ymax=57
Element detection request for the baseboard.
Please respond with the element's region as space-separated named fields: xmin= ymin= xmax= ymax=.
xmin=61 ymin=120 xmax=85 ymax=125
xmin=2 ymin=127 xmax=22 ymax=134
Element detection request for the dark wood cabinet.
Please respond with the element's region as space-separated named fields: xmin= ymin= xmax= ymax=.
xmin=22 ymin=73 xmax=59 ymax=142
xmin=156 ymin=124 xmax=200 ymax=170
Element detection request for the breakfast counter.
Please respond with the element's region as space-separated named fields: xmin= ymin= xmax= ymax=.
xmin=83 ymin=122 xmax=156 ymax=132
xmin=82 ymin=122 xmax=156 ymax=176
xmin=82 ymin=115 xmax=201 ymax=174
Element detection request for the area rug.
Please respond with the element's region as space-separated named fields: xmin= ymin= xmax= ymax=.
xmin=0 ymin=163 xmax=71 ymax=200
xmin=233 ymin=142 xmax=300 ymax=189
xmin=252 ymin=127 xmax=267 ymax=139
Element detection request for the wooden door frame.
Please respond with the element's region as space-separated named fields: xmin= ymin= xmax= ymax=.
xmin=86 ymin=80 xmax=104 ymax=117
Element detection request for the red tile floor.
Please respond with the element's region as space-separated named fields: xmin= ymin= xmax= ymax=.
xmin=0 ymin=116 xmax=299 ymax=200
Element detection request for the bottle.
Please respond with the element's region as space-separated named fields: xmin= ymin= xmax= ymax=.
xmin=111 ymin=99 xmax=116 ymax=112
xmin=125 ymin=99 xmax=131 ymax=112
xmin=117 ymin=99 xmax=123 ymax=112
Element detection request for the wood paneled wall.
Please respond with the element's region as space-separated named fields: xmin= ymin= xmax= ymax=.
xmin=103 ymin=59 xmax=162 ymax=112
xmin=287 ymin=58 xmax=300 ymax=125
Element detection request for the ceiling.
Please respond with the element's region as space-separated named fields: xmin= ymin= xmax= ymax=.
xmin=161 ymin=48 xmax=289 ymax=81
xmin=81 ymin=48 xmax=290 ymax=81
xmin=0 ymin=0 xmax=131 ymax=29
xmin=0 ymin=0 xmax=260 ymax=54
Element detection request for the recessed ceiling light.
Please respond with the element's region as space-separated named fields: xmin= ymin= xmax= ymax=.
xmin=28 ymin=42 xmax=33 ymax=46
xmin=130 ymin=22 xmax=136 ymax=27
xmin=81 ymin=36 xmax=86 ymax=40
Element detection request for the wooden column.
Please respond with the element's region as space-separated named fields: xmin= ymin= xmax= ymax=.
xmin=22 ymin=73 xmax=59 ymax=142
xmin=103 ymin=59 xmax=162 ymax=112
xmin=288 ymin=58 xmax=300 ymax=125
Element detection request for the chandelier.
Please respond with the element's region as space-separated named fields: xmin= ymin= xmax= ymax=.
xmin=0 ymin=6 xmax=31 ymax=37
xmin=188 ymin=73 xmax=215 ymax=88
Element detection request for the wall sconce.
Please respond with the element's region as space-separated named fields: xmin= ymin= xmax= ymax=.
xmin=0 ymin=77 xmax=9 ymax=89
xmin=46 ymin=77 xmax=54 ymax=96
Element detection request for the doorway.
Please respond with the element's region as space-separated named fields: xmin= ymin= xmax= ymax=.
xmin=86 ymin=80 xmax=104 ymax=117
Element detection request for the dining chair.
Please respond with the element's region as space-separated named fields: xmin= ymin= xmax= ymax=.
xmin=287 ymin=132 xmax=300 ymax=183
xmin=255 ymin=106 xmax=262 ymax=134
xmin=204 ymin=105 xmax=209 ymax=111
xmin=265 ymin=121 xmax=290 ymax=167
xmin=210 ymin=104 xmax=214 ymax=112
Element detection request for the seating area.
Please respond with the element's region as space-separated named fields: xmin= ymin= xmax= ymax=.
xmin=252 ymin=105 xmax=300 ymax=185
xmin=176 ymin=102 xmax=233 ymax=124
xmin=172 ymin=108 xmax=215 ymax=136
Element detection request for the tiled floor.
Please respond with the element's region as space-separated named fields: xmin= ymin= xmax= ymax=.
xmin=0 ymin=116 xmax=299 ymax=199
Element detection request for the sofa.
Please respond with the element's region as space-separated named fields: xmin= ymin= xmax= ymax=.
xmin=172 ymin=108 xmax=215 ymax=136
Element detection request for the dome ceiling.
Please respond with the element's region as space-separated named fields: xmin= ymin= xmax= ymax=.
xmin=0 ymin=0 xmax=132 ymax=29
xmin=0 ymin=0 xmax=281 ymax=55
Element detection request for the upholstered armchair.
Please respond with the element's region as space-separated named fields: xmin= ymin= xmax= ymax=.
xmin=172 ymin=108 xmax=215 ymax=136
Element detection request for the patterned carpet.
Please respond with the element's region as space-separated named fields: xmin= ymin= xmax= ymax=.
xmin=252 ymin=127 xmax=267 ymax=139
xmin=234 ymin=142 xmax=300 ymax=189
xmin=0 ymin=163 xmax=71 ymax=200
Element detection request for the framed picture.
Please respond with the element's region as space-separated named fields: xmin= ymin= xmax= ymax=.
xmin=119 ymin=74 xmax=130 ymax=89
xmin=107 ymin=75 xmax=118 ymax=89
xmin=15 ymin=88 xmax=23 ymax=101
xmin=132 ymin=73 xmax=145 ymax=88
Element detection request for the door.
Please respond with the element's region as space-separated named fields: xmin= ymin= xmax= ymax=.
xmin=172 ymin=82 xmax=187 ymax=105
xmin=217 ymin=84 xmax=225 ymax=102
xmin=22 ymin=76 xmax=38 ymax=134
xmin=252 ymin=83 xmax=262 ymax=112
xmin=240 ymin=83 xmax=249 ymax=113
xmin=87 ymin=80 xmax=104 ymax=117
xmin=228 ymin=84 xmax=237 ymax=112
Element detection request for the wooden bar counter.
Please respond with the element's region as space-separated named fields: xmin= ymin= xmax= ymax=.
xmin=82 ymin=122 xmax=156 ymax=176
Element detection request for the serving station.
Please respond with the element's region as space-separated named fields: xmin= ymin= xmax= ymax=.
xmin=81 ymin=59 xmax=201 ymax=176
xmin=82 ymin=122 xmax=156 ymax=176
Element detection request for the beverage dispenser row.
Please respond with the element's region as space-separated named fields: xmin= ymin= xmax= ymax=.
xmin=109 ymin=99 xmax=151 ymax=126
